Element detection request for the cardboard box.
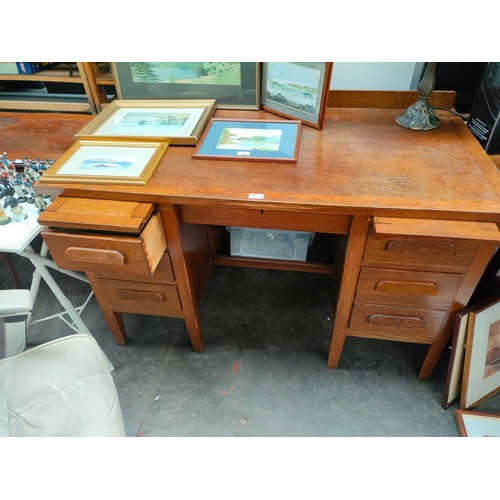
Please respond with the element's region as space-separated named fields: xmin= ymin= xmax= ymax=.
xmin=467 ymin=62 xmax=500 ymax=154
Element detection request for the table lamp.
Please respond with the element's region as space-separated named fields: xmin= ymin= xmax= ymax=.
xmin=396 ymin=62 xmax=440 ymax=130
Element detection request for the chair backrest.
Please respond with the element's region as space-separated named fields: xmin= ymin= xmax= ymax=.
xmin=0 ymin=334 xmax=125 ymax=436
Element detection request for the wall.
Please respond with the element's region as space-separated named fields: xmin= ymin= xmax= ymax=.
xmin=330 ymin=62 xmax=425 ymax=90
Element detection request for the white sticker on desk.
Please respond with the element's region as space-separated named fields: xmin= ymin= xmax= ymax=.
xmin=237 ymin=151 xmax=251 ymax=156
xmin=248 ymin=193 xmax=264 ymax=199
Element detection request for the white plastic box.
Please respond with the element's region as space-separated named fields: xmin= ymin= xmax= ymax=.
xmin=227 ymin=227 xmax=315 ymax=261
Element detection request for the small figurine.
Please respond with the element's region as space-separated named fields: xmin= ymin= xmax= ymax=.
xmin=12 ymin=179 xmax=27 ymax=203
xmin=3 ymin=195 xmax=28 ymax=222
xmin=0 ymin=204 xmax=11 ymax=225
xmin=34 ymin=193 xmax=47 ymax=213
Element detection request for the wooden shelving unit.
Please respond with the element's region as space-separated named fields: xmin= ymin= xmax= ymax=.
xmin=0 ymin=62 xmax=116 ymax=114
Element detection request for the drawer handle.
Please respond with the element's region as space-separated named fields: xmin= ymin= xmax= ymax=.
xmin=368 ymin=314 xmax=424 ymax=329
xmin=117 ymin=289 xmax=165 ymax=303
xmin=64 ymin=247 xmax=126 ymax=266
xmin=375 ymin=280 xmax=439 ymax=295
xmin=386 ymin=240 xmax=456 ymax=256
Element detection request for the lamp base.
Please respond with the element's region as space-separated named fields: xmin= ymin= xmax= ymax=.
xmin=396 ymin=96 xmax=440 ymax=131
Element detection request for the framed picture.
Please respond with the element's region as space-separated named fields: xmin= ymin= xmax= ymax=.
xmin=442 ymin=308 xmax=471 ymax=409
xmin=112 ymin=62 xmax=260 ymax=110
xmin=455 ymin=410 xmax=500 ymax=437
xmin=74 ymin=99 xmax=216 ymax=145
xmin=260 ymin=62 xmax=333 ymax=129
xmin=460 ymin=295 xmax=500 ymax=409
xmin=192 ymin=118 xmax=301 ymax=163
xmin=39 ymin=140 xmax=168 ymax=186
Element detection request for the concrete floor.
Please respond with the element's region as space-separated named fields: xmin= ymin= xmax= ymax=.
xmin=1 ymin=242 xmax=499 ymax=437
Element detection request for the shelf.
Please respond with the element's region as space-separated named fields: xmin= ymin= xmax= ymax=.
xmin=0 ymin=63 xmax=113 ymax=114
xmin=0 ymin=68 xmax=83 ymax=83
xmin=94 ymin=71 xmax=115 ymax=86
xmin=214 ymin=231 xmax=339 ymax=274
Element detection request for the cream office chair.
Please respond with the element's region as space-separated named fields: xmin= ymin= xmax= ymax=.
xmin=1 ymin=285 xmax=124 ymax=436
xmin=0 ymin=289 xmax=33 ymax=357
xmin=0 ymin=332 xmax=126 ymax=437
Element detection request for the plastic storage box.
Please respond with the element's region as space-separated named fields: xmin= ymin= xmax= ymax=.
xmin=227 ymin=227 xmax=314 ymax=261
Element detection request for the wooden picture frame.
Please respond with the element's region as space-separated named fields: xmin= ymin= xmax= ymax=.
xmin=455 ymin=409 xmax=500 ymax=436
xmin=260 ymin=62 xmax=333 ymax=129
xmin=192 ymin=118 xmax=301 ymax=163
xmin=39 ymin=140 xmax=168 ymax=186
xmin=442 ymin=308 xmax=471 ymax=409
xmin=112 ymin=62 xmax=260 ymax=110
xmin=460 ymin=295 xmax=500 ymax=409
xmin=74 ymin=99 xmax=216 ymax=145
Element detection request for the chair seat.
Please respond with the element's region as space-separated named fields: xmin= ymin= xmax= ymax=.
xmin=0 ymin=334 xmax=125 ymax=437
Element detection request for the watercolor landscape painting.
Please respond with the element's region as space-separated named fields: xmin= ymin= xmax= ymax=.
xmin=216 ymin=127 xmax=282 ymax=151
xmin=130 ymin=62 xmax=242 ymax=85
xmin=264 ymin=63 xmax=321 ymax=115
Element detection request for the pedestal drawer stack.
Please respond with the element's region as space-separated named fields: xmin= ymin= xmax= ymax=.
xmin=38 ymin=197 xmax=182 ymax=345
xmin=350 ymin=226 xmax=480 ymax=344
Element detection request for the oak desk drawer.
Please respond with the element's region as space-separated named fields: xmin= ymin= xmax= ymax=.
xmin=179 ymin=205 xmax=351 ymax=234
xmin=362 ymin=233 xmax=478 ymax=273
xmin=349 ymin=304 xmax=447 ymax=344
xmin=355 ymin=267 xmax=463 ymax=310
xmin=42 ymin=212 xmax=167 ymax=278
xmin=99 ymin=279 xmax=182 ymax=316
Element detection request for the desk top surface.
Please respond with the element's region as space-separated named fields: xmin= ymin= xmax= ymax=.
xmin=2 ymin=108 xmax=499 ymax=223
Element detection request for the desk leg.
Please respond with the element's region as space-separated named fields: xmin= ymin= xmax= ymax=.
xmin=327 ymin=216 xmax=370 ymax=368
xmin=86 ymin=272 xmax=127 ymax=345
xmin=159 ymin=205 xmax=204 ymax=353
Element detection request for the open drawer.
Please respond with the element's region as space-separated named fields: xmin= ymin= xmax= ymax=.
xmin=39 ymin=197 xmax=167 ymax=279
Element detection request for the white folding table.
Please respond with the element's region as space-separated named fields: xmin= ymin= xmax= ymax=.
xmin=0 ymin=201 xmax=93 ymax=334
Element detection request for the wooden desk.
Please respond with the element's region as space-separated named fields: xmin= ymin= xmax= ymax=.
xmin=2 ymin=106 xmax=499 ymax=379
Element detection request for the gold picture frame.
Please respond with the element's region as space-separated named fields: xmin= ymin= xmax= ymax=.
xmin=39 ymin=140 xmax=168 ymax=186
xmin=74 ymin=99 xmax=217 ymax=145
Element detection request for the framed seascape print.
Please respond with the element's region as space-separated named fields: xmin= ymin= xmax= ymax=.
xmin=192 ymin=118 xmax=301 ymax=163
xmin=260 ymin=62 xmax=333 ymax=129
xmin=460 ymin=296 xmax=500 ymax=409
xmin=39 ymin=140 xmax=168 ymax=186
xmin=74 ymin=99 xmax=217 ymax=145
xmin=455 ymin=410 xmax=500 ymax=437
xmin=112 ymin=62 xmax=260 ymax=110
